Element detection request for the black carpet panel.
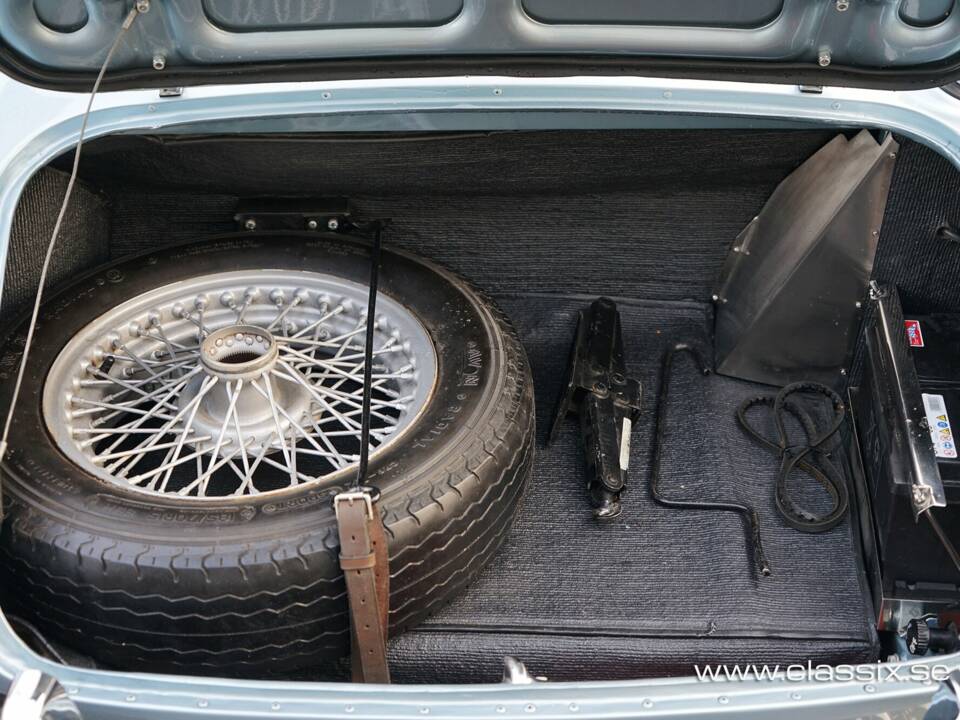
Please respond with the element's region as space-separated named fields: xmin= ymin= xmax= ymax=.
xmin=0 ymin=168 xmax=110 ymax=323
xmin=387 ymin=296 xmax=877 ymax=683
xmin=69 ymin=129 xmax=837 ymax=303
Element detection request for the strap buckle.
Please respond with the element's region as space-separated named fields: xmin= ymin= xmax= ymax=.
xmin=334 ymin=490 xmax=375 ymax=522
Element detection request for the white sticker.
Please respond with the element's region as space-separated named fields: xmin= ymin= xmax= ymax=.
xmin=620 ymin=417 xmax=632 ymax=470
xmin=923 ymin=393 xmax=958 ymax=459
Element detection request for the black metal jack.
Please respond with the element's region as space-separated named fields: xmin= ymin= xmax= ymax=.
xmin=549 ymin=298 xmax=642 ymax=520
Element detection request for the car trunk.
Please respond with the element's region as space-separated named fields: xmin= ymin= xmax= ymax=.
xmin=3 ymin=128 xmax=960 ymax=683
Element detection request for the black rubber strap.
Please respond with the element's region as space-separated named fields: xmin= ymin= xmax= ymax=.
xmin=737 ymin=382 xmax=849 ymax=533
xmin=355 ymin=222 xmax=383 ymax=490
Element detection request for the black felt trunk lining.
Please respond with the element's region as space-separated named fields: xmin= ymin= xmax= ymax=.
xmin=386 ymin=295 xmax=877 ymax=682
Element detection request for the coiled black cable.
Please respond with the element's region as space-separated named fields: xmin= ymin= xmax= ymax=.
xmin=736 ymin=382 xmax=849 ymax=533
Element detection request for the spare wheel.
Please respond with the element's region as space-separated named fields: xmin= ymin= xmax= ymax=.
xmin=0 ymin=234 xmax=535 ymax=676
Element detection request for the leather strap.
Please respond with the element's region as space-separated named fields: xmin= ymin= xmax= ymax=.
xmin=336 ymin=491 xmax=390 ymax=683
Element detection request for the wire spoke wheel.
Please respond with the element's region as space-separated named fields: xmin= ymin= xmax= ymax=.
xmin=43 ymin=270 xmax=437 ymax=499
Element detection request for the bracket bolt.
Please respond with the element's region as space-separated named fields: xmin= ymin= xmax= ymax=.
xmin=836 ymin=0 xmax=849 ymax=11
xmin=818 ymin=51 xmax=832 ymax=67
xmin=327 ymin=218 xmax=340 ymax=231
xmin=136 ymin=0 xmax=150 ymax=12
xmin=244 ymin=218 xmax=257 ymax=231
xmin=152 ymin=54 xmax=166 ymax=71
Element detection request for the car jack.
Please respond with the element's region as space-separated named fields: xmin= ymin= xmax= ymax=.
xmin=549 ymin=298 xmax=642 ymax=520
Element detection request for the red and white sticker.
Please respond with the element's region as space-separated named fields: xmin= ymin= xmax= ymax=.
xmin=905 ymin=319 xmax=925 ymax=348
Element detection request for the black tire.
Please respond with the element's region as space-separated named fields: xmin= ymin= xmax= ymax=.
xmin=0 ymin=234 xmax=534 ymax=676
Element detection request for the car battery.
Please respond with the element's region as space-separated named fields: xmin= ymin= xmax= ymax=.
xmin=912 ymin=314 xmax=960 ymax=495
xmin=851 ymin=287 xmax=960 ymax=622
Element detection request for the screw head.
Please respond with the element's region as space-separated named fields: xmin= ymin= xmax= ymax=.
xmin=327 ymin=218 xmax=340 ymax=231
xmin=136 ymin=0 xmax=150 ymax=12
xmin=836 ymin=0 xmax=849 ymax=10
xmin=307 ymin=219 xmax=319 ymax=230
xmin=244 ymin=218 xmax=257 ymax=231
xmin=152 ymin=54 xmax=166 ymax=71
xmin=818 ymin=51 xmax=832 ymax=67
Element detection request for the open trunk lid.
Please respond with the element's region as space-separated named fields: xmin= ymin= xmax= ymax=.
xmin=3 ymin=0 xmax=960 ymax=91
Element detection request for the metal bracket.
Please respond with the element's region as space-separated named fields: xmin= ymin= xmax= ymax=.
xmin=234 ymin=198 xmax=351 ymax=234
xmin=549 ymin=298 xmax=642 ymax=520
xmin=869 ymin=283 xmax=946 ymax=518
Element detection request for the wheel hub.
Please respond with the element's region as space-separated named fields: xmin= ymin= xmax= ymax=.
xmin=180 ymin=325 xmax=314 ymax=456
xmin=200 ymin=324 xmax=279 ymax=379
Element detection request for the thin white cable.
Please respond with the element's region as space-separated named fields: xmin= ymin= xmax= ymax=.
xmin=0 ymin=5 xmax=143 ymax=467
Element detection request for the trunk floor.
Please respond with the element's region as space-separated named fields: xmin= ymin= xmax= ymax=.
xmin=387 ymin=295 xmax=877 ymax=683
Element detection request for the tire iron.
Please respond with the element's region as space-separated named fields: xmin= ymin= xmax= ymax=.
xmin=548 ymin=298 xmax=642 ymax=520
